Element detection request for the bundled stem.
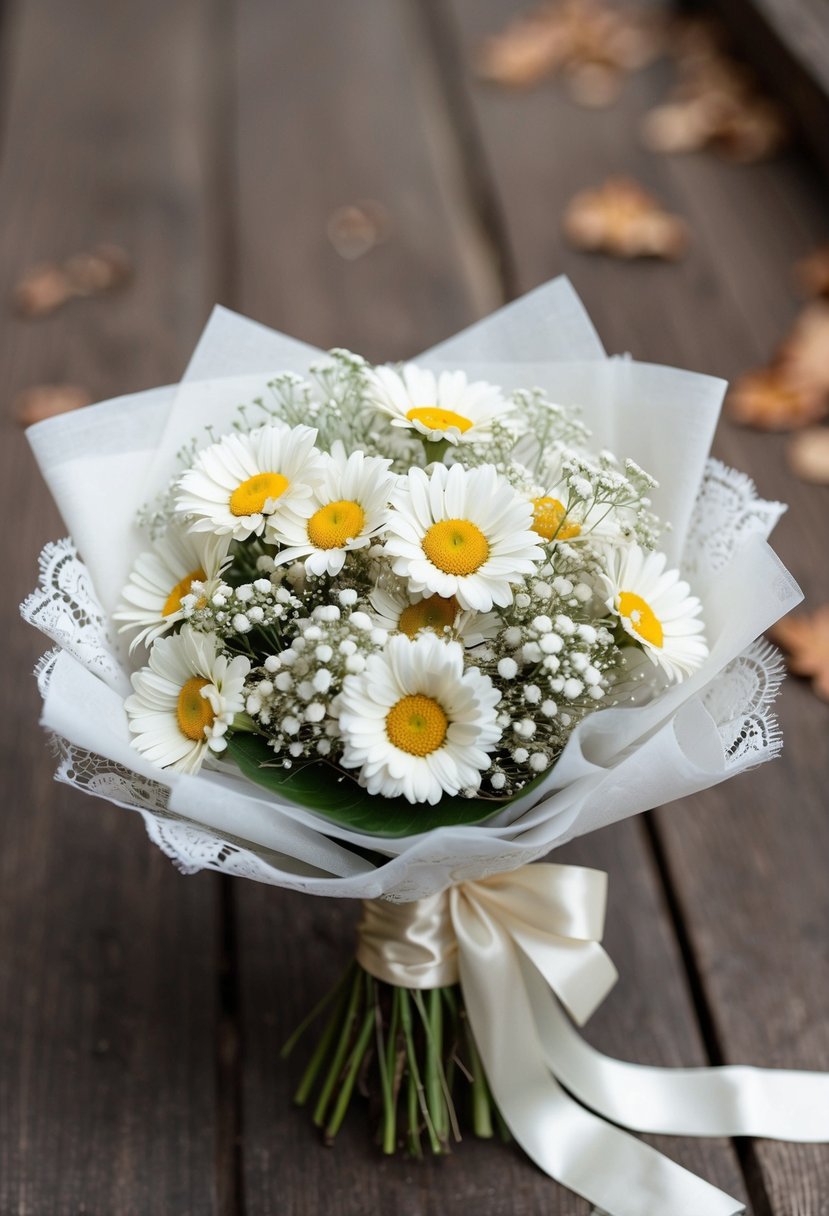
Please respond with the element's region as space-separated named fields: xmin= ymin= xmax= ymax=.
xmin=284 ymin=960 xmax=505 ymax=1155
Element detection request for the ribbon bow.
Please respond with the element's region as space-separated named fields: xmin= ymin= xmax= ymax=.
xmin=357 ymin=863 xmax=829 ymax=1216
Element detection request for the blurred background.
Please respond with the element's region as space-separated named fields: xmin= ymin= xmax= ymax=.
xmin=2 ymin=1 xmax=828 ymax=1213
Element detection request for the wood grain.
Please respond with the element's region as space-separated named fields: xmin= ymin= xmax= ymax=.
xmin=0 ymin=1 xmax=225 ymax=1211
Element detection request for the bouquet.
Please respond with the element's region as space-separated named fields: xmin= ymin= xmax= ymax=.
xmin=22 ymin=279 xmax=828 ymax=1216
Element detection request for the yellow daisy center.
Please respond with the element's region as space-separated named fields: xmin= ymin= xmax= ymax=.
xmin=385 ymin=693 xmax=448 ymax=757
xmin=162 ymin=568 xmax=207 ymax=617
xmin=618 ymin=591 xmax=664 ymax=648
xmin=176 ymin=677 xmax=215 ymax=741
xmin=398 ymin=594 xmax=460 ymax=638
xmin=406 ymin=406 xmax=474 ymax=434
xmin=230 ymin=472 xmax=289 ymax=517
xmin=307 ymin=499 xmax=366 ymax=550
xmin=422 ymin=519 xmax=489 ymax=576
xmin=531 ymin=497 xmax=582 ymax=542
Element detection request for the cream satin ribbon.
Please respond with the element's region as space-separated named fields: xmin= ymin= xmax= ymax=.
xmin=356 ymin=864 xmax=829 ymax=1216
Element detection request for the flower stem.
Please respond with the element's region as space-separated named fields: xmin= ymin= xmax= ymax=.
xmin=422 ymin=437 xmax=449 ymax=465
xmin=464 ymin=1016 xmax=494 ymax=1139
xmin=379 ymin=985 xmax=401 ymax=1154
xmin=399 ymin=989 xmax=441 ymax=1154
xmin=291 ymin=965 xmax=356 ymax=1107
xmin=324 ymin=977 xmax=375 ymax=1144
xmin=312 ymin=965 xmax=363 ymax=1127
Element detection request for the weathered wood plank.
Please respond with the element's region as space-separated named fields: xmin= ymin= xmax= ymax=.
xmin=232 ymin=0 xmax=500 ymax=363
xmin=231 ymin=0 xmax=746 ymax=1210
xmin=0 ymin=1 xmax=226 ymax=1211
xmin=443 ymin=0 xmax=829 ymax=1209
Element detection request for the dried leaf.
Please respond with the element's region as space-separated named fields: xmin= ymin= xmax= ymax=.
xmin=641 ymin=98 xmax=719 ymax=153
xmin=787 ymin=428 xmax=829 ymax=484
xmin=795 ymin=246 xmax=829 ymax=300
xmin=727 ymin=367 xmax=827 ymax=431
xmin=12 ymin=244 xmax=133 ymax=319
xmin=327 ymin=201 xmax=390 ymax=261
xmin=641 ymin=20 xmax=786 ymax=163
xmin=777 ymin=304 xmax=829 ymax=395
xmin=64 ymin=244 xmax=133 ymax=295
xmin=712 ymin=100 xmax=787 ymax=164
xmin=14 ymin=385 xmax=93 ymax=427
xmin=13 ymin=262 xmax=74 ymax=318
xmin=477 ymin=0 xmax=664 ymax=103
xmin=770 ymin=605 xmax=829 ymax=701
xmin=477 ymin=11 xmax=569 ymax=87
xmin=563 ymin=177 xmax=688 ymax=259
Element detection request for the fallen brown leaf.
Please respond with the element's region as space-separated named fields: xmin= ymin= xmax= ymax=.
xmin=64 ymin=244 xmax=133 ymax=295
xmin=777 ymin=303 xmax=829 ymax=396
xmin=13 ymin=262 xmax=74 ymax=318
xmin=795 ymin=246 xmax=829 ymax=300
xmin=327 ymin=201 xmax=390 ymax=261
xmin=788 ymin=428 xmax=829 ymax=484
xmin=14 ymin=385 xmax=93 ymax=427
xmin=563 ymin=177 xmax=688 ymax=259
xmin=12 ymin=244 xmax=133 ymax=318
xmin=641 ymin=98 xmax=719 ymax=154
xmin=727 ymin=367 xmax=827 ymax=431
xmin=770 ymin=605 xmax=829 ymax=701
xmin=641 ymin=19 xmax=786 ymax=163
xmin=477 ymin=0 xmax=664 ymax=105
xmin=477 ymin=10 xmax=569 ymax=87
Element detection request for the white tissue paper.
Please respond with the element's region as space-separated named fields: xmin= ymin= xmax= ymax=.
xmin=22 ymin=277 xmax=796 ymax=900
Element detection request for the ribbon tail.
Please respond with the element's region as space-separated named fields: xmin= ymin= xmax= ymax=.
xmin=455 ymin=904 xmax=746 ymax=1216
xmin=525 ymin=963 xmax=829 ymax=1142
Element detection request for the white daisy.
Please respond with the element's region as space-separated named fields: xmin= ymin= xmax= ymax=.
xmin=114 ymin=528 xmax=231 ymax=652
xmin=125 ymin=627 xmax=250 ymax=774
xmin=603 ymin=545 xmax=708 ymax=682
xmin=175 ymin=424 xmax=326 ymax=541
xmin=369 ymin=579 xmax=500 ymax=649
xmin=334 ymin=632 xmax=501 ymax=804
xmin=365 ymin=363 xmax=509 ymax=445
xmin=384 ymin=463 xmax=543 ymax=612
xmin=270 ymin=446 xmax=396 ymax=577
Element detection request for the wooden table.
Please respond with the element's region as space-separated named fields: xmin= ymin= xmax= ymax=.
xmin=1 ymin=2 xmax=827 ymax=1213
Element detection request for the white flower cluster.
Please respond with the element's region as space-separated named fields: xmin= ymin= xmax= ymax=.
xmin=118 ymin=353 xmax=708 ymax=813
xmin=244 ymin=598 xmax=387 ymax=766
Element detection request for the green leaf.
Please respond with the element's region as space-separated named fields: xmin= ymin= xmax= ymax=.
xmin=226 ymin=733 xmax=505 ymax=838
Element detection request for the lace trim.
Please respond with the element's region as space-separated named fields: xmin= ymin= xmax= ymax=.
xmin=703 ymin=638 xmax=784 ymax=771
xmin=21 ymin=539 xmax=126 ymax=692
xmin=682 ymin=459 xmax=785 ymax=586
xmin=50 ymin=736 xmax=170 ymax=815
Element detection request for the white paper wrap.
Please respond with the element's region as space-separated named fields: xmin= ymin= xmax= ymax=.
xmin=22 ymin=278 xmax=797 ymax=900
